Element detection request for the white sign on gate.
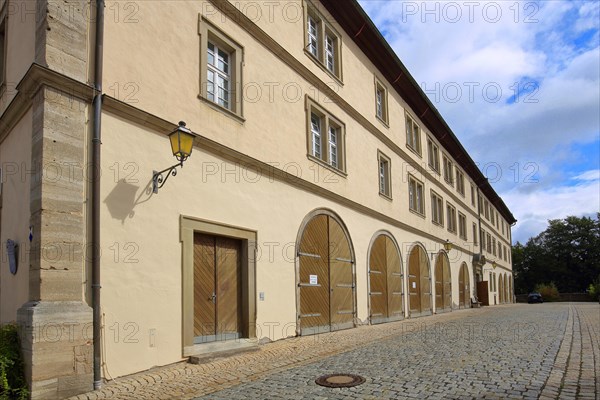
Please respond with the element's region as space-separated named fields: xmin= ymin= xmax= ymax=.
xmin=412 ymin=282 xmax=416 ymax=289
xmin=309 ymin=275 xmax=318 ymax=285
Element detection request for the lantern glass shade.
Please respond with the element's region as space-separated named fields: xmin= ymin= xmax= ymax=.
xmin=444 ymin=240 xmax=452 ymax=252
xmin=168 ymin=122 xmax=195 ymax=162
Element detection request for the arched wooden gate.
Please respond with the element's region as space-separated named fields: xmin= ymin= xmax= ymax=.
xmin=408 ymin=244 xmax=431 ymax=316
xmin=498 ymin=275 xmax=504 ymax=303
xmin=368 ymin=233 xmax=403 ymax=324
xmin=458 ymin=262 xmax=470 ymax=309
xmin=434 ymin=252 xmax=452 ymax=313
xmin=297 ymin=212 xmax=355 ymax=335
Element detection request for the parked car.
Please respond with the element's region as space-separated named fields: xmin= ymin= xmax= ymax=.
xmin=528 ymin=292 xmax=543 ymax=303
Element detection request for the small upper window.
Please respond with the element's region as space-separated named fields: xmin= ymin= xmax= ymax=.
xmin=431 ymin=190 xmax=444 ymax=226
xmin=408 ymin=175 xmax=425 ymax=215
xmin=378 ymin=151 xmax=392 ymax=198
xmin=427 ymin=137 xmax=440 ymax=173
xmin=458 ymin=212 xmax=467 ymax=240
xmin=199 ymin=18 xmax=244 ymax=119
xmin=304 ymin=3 xmax=342 ymax=80
xmin=374 ymin=77 xmax=389 ymax=125
xmin=456 ymin=169 xmax=465 ymax=196
xmin=443 ymin=154 xmax=454 ymax=186
xmin=306 ymin=97 xmax=346 ymax=173
xmin=405 ymin=113 xmax=421 ymax=155
xmin=446 ymin=202 xmax=457 ymax=233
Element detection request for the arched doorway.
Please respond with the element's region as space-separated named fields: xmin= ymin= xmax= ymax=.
xmin=408 ymin=244 xmax=431 ymax=317
xmin=368 ymin=233 xmax=403 ymax=324
xmin=296 ymin=210 xmax=355 ymax=335
xmin=498 ymin=275 xmax=504 ymax=303
xmin=458 ymin=262 xmax=470 ymax=309
xmin=434 ymin=251 xmax=452 ymax=313
xmin=508 ymin=276 xmax=513 ymax=303
xmin=504 ymin=275 xmax=509 ymax=303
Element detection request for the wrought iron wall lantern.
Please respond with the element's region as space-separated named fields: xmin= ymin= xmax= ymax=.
xmin=431 ymin=239 xmax=453 ymax=259
xmin=152 ymin=121 xmax=197 ymax=194
xmin=443 ymin=239 xmax=453 ymax=252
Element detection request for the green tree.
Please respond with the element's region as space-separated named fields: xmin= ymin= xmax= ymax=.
xmin=512 ymin=214 xmax=600 ymax=293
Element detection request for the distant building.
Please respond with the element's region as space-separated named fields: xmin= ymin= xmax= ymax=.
xmin=0 ymin=0 xmax=516 ymax=398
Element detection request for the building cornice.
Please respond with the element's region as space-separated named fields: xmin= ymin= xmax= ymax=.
xmin=0 ymin=63 xmax=95 ymax=144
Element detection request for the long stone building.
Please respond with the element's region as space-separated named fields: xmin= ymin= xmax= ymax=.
xmin=0 ymin=0 xmax=516 ymax=398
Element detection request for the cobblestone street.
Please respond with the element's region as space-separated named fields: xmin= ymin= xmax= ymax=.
xmin=70 ymin=303 xmax=599 ymax=400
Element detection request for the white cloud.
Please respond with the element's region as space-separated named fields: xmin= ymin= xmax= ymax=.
xmin=359 ymin=0 xmax=600 ymax=241
xmin=505 ymin=179 xmax=600 ymax=242
xmin=573 ymin=169 xmax=600 ymax=181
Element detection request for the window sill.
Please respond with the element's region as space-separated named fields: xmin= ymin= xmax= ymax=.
xmin=432 ymin=221 xmax=444 ymax=228
xmin=406 ymin=144 xmax=422 ymax=159
xmin=376 ymin=115 xmax=389 ymax=128
xmin=303 ymin=49 xmax=344 ymax=87
xmin=307 ymin=154 xmax=347 ymax=178
xmin=379 ymin=192 xmax=393 ymax=202
xmin=198 ymin=95 xmax=245 ymax=124
xmin=409 ymin=209 xmax=426 ymax=219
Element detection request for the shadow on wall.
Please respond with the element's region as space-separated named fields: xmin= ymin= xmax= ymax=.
xmin=104 ymin=179 xmax=153 ymax=223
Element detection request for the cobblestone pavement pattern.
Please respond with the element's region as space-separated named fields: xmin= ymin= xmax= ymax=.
xmin=69 ymin=304 xmax=599 ymax=400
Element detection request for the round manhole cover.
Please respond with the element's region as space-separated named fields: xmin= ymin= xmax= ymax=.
xmin=315 ymin=373 xmax=366 ymax=388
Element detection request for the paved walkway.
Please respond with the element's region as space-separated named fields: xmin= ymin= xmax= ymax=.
xmin=69 ymin=303 xmax=599 ymax=400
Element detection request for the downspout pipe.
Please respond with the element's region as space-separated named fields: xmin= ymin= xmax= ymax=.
xmin=92 ymin=0 xmax=104 ymax=391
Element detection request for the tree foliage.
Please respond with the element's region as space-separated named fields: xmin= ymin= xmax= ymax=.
xmin=512 ymin=214 xmax=600 ymax=294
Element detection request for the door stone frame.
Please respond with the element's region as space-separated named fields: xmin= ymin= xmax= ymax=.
xmin=180 ymin=216 xmax=257 ymax=356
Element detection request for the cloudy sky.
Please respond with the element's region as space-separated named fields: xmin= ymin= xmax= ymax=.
xmin=357 ymin=0 xmax=600 ymax=243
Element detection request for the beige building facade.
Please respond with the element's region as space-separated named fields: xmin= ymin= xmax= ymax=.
xmin=0 ymin=0 xmax=516 ymax=398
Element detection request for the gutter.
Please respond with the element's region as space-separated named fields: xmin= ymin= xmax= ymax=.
xmin=92 ymin=0 xmax=104 ymax=391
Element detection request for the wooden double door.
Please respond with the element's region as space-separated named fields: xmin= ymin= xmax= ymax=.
xmin=458 ymin=263 xmax=470 ymax=309
xmin=298 ymin=214 xmax=355 ymax=335
xmin=434 ymin=253 xmax=452 ymax=312
xmin=408 ymin=246 xmax=432 ymax=316
xmin=194 ymin=233 xmax=242 ymax=343
xmin=368 ymin=235 xmax=403 ymax=324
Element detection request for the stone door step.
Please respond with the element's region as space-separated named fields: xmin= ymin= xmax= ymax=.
xmin=189 ymin=340 xmax=260 ymax=364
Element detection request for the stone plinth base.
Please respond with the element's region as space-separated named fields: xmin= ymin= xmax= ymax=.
xmin=17 ymin=301 xmax=93 ymax=399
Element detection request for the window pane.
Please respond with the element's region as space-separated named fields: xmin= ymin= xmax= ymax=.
xmin=207 ymin=70 xmax=215 ymax=101
xmin=329 ymin=127 xmax=338 ymax=168
xmin=207 ymin=42 xmax=215 ymax=66
xmin=218 ymin=48 xmax=229 ymax=74
xmin=325 ymin=35 xmax=335 ymax=72
xmin=311 ymin=113 xmax=321 ymax=159
xmin=308 ymin=16 xmax=319 ymax=57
